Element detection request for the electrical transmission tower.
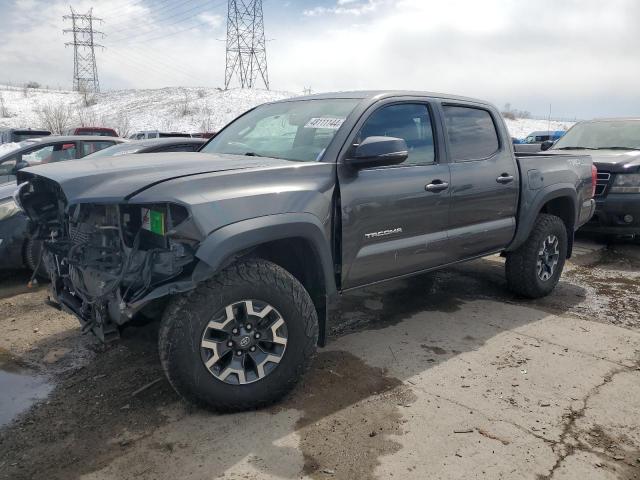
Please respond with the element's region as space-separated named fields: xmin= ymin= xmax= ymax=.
xmin=224 ymin=0 xmax=269 ymax=90
xmin=63 ymin=7 xmax=103 ymax=93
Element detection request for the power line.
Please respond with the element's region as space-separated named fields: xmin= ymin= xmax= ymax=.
xmin=225 ymin=0 xmax=269 ymax=89
xmin=104 ymin=0 xmax=201 ymax=36
xmin=103 ymin=45 xmax=211 ymax=85
xmin=109 ymin=0 xmax=226 ymax=44
xmin=100 ymin=51 xmax=204 ymax=87
xmin=63 ymin=7 xmax=104 ymax=93
xmin=93 ymin=0 xmax=153 ymax=20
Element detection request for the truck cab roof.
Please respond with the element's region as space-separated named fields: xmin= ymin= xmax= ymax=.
xmin=284 ymin=90 xmax=494 ymax=106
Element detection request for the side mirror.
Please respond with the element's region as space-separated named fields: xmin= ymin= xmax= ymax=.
xmin=346 ymin=136 xmax=408 ymax=169
xmin=540 ymin=140 xmax=554 ymax=151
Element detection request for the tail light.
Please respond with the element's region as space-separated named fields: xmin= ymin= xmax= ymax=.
xmin=591 ymin=164 xmax=597 ymax=197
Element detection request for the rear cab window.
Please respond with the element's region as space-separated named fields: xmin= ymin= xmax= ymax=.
xmin=442 ymin=105 xmax=500 ymax=161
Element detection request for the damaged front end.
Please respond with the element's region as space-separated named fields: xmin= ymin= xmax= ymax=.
xmin=17 ymin=177 xmax=210 ymax=342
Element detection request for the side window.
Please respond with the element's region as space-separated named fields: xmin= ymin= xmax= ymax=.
xmin=443 ymin=106 xmax=500 ymax=161
xmin=81 ymin=141 xmax=114 ymax=157
xmin=50 ymin=143 xmax=77 ymax=163
xmin=0 ymin=157 xmax=17 ymax=175
xmin=21 ymin=145 xmax=55 ymax=164
xmin=357 ymin=103 xmax=435 ymax=166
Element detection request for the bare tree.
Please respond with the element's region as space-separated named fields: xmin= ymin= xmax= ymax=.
xmin=37 ymin=102 xmax=74 ymax=134
xmin=79 ymin=84 xmax=98 ymax=107
xmin=113 ymin=112 xmax=132 ymax=138
xmin=501 ymin=102 xmax=531 ymax=120
xmin=76 ymin=106 xmax=98 ymax=127
xmin=199 ymin=104 xmax=213 ymax=132
xmin=178 ymin=89 xmax=191 ymax=116
xmin=0 ymin=93 xmax=9 ymax=118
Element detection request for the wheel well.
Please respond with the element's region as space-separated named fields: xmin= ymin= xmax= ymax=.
xmin=249 ymin=237 xmax=328 ymax=345
xmin=539 ymin=196 xmax=575 ymax=257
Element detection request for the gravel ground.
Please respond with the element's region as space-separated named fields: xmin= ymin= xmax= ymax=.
xmin=0 ymin=236 xmax=638 ymax=480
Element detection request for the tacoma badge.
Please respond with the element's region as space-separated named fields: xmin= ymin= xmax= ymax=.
xmin=364 ymin=227 xmax=403 ymax=239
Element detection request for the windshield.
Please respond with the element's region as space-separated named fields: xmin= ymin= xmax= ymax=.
xmin=201 ymin=99 xmax=360 ymax=162
xmin=83 ymin=142 xmax=142 ymax=159
xmin=553 ymin=121 xmax=640 ymax=150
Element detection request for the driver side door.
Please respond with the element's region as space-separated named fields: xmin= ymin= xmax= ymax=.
xmin=338 ymin=100 xmax=452 ymax=289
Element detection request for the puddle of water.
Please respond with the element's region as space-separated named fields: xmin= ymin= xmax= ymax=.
xmin=0 ymin=348 xmax=53 ymax=428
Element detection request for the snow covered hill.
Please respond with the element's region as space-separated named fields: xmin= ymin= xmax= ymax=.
xmin=0 ymin=85 xmax=292 ymax=136
xmin=0 ymin=85 xmax=573 ymax=138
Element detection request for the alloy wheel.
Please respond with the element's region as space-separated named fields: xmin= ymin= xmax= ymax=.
xmin=200 ymin=300 xmax=288 ymax=385
xmin=536 ymin=235 xmax=560 ymax=281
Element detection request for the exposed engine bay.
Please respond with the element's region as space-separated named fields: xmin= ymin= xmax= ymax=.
xmin=17 ymin=177 xmax=204 ymax=341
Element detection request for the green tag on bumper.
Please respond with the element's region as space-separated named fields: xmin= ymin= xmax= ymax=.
xmin=142 ymin=208 xmax=165 ymax=235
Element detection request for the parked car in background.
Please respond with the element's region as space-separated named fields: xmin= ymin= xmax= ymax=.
xmin=523 ymin=130 xmax=565 ymax=144
xmin=84 ymin=137 xmax=205 ymax=159
xmin=17 ymin=90 xmax=595 ymax=410
xmin=0 ymin=135 xmax=125 ymax=184
xmin=64 ymin=127 xmax=118 ymax=137
xmin=0 ymin=182 xmax=34 ymax=272
xmin=129 ymin=130 xmax=191 ymax=140
xmin=514 ymin=130 xmax=567 ymax=153
xmin=0 ymin=128 xmax=50 ymax=144
xmin=548 ymin=118 xmax=640 ymax=239
xmin=0 ymin=137 xmax=201 ymax=278
xmin=191 ymin=132 xmax=217 ymax=139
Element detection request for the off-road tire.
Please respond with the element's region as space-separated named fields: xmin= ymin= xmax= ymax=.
xmin=158 ymin=258 xmax=318 ymax=411
xmin=505 ymin=214 xmax=568 ymax=299
xmin=24 ymin=237 xmax=48 ymax=281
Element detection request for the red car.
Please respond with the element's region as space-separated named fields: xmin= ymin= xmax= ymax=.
xmin=64 ymin=127 xmax=118 ymax=137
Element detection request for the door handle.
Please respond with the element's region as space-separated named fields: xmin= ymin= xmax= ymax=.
xmin=496 ymin=174 xmax=514 ymax=184
xmin=425 ymin=180 xmax=449 ymax=192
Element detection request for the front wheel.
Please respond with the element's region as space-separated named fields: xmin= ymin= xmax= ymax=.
xmin=158 ymin=259 xmax=318 ymax=411
xmin=505 ymin=214 xmax=568 ymax=299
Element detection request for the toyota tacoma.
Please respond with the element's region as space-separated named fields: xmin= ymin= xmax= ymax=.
xmin=16 ymin=91 xmax=596 ymax=410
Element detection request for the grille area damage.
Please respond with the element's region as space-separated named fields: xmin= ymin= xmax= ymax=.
xmin=18 ymin=177 xmax=204 ymax=341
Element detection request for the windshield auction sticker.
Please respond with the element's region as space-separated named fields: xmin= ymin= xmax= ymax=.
xmin=304 ymin=117 xmax=345 ymax=130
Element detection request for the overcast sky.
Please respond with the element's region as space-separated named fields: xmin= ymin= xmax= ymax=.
xmin=1 ymin=0 xmax=638 ymax=118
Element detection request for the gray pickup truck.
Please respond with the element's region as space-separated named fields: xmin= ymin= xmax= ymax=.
xmin=16 ymin=91 xmax=596 ymax=410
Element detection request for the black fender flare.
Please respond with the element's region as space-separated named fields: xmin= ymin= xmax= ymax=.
xmin=507 ymin=184 xmax=578 ymax=252
xmin=193 ymin=213 xmax=337 ymax=346
xmin=195 ymin=213 xmax=336 ymax=295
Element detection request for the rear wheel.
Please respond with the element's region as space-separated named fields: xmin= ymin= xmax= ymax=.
xmin=505 ymin=214 xmax=568 ymax=298
xmin=158 ymin=259 xmax=318 ymax=411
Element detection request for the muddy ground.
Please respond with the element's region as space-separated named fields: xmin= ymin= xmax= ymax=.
xmin=0 ymin=236 xmax=639 ymax=480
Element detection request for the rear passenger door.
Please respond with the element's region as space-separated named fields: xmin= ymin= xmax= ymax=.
xmin=441 ymin=103 xmax=518 ymax=260
xmin=338 ymin=100 xmax=452 ymax=289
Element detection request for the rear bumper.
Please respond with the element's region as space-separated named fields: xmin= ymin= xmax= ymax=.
xmin=579 ymin=193 xmax=640 ymax=235
xmin=0 ymin=214 xmax=28 ymax=270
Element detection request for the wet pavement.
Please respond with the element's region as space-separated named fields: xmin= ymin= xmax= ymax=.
xmin=0 ymin=348 xmax=52 ymax=428
xmin=0 ymin=237 xmax=639 ymax=480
